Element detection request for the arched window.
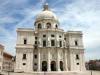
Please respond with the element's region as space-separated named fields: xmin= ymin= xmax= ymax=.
xmin=38 ymin=23 xmax=42 ymax=29
xmin=47 ymin=22 xmax=51 ymax=29
xmin=60 ymin=61 xmax=63 ymax=71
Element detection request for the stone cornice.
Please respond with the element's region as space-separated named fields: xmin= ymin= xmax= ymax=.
xmin=16 ymin=49 xmax=33 ymax=53
xmin=17 ymin=28 xmax=34 ymax=32
xmin=68 ymin=45 xmax=84 ymax=50
xmin=16 ymin=44 xmax=34 ymax=49
xmin=35 ymin=28 xmax=64 ymax=33
xmin=65 ymin=31 xmax=82 ymax=36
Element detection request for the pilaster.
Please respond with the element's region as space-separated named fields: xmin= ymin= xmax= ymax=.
xmin=57 ymin=49 xmax=60 ymax=71
xmin=38 ymin=49 xmax=40 ymax=71
xmin=64 ymin=50 xmax=68 ymax=71
xmin=47 ymin=50 xmax=51 ymax=71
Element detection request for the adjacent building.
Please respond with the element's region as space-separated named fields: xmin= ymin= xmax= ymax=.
xmin=0 ymin=44 xmax=4 ymax=72
xmin=0 ymin=44 xmax=14 ymax=72
xmin=86 ymin=60 xmax=100 ymax=70
xmin=2 ymin=52 xmax=14 ymax=72
xmin=15 ymin=4 xmax=86 ymax=72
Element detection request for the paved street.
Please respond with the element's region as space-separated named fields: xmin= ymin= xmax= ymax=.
xmin=1 ymin=71 xmax=100 ymax=75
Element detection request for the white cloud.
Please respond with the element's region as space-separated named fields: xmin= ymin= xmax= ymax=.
xmin=0 ymin=16 xmax=19 ymax=24
xmin=0 ymin=1 xmax=43 ymax=56
xmin=0 ymin=1 xmax=42 ymax=56
xmin=0 ymin=26 xmax=16 ymax=55
xmin=40 ymin=0 xmax=46 ymax=4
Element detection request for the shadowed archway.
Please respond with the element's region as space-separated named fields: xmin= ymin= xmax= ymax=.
xmin=51 ymin=61 xmax=56 ymax=71
xmin=42 ymin=61 xmax=47 ymax=71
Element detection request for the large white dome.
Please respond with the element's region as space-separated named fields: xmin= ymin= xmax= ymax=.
xmin=35 ymin=4 xmax=59 ymax=22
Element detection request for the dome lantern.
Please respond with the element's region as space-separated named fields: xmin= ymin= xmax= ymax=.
xmin=43 ymin=3 xmax=49 ymax=11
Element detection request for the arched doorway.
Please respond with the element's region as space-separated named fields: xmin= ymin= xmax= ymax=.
xmin=42 ymin=61 xmax=47 ymax=71
xmin=51 ymin=61 xmax=56 ymax=71
xmin=60 ymin=61 xmax=63 ymax=71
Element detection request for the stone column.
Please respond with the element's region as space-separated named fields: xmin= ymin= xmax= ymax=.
xmin=57 ymin=49 xmax=60 ymax=71
xmin=64 ymin=50 xmax=68 ymax=71
xmin=38 ymin=49 xmax=40 ymax=71
xmin=48 ymin=50 xmax=51 ymax=71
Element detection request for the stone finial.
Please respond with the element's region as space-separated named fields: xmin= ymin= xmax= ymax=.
xmin=43 ymin=3 xmax=49 ymax=11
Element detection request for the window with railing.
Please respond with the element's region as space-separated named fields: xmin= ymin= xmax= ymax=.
xmin=38 ymin=23 xmax=42 ymax=29
xmin=47 ymin=23 xmax=51 ymax=29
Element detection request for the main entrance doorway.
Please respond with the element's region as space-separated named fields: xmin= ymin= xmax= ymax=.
xmin=42 ymin=61 xmax=47 ymax=71
xmin=51 ymin=61 xmax=56 ymax=71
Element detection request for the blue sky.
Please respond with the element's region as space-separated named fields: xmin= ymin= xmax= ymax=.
xmin=0 ymin=0 xmax=100 ymax=61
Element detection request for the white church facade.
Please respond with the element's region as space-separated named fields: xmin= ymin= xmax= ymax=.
xmin=15 ymin=4 xmax=85 ymax=72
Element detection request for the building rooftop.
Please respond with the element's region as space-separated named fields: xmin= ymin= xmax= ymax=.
xmin=3 ymin=52 xmax=14 ymax=59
